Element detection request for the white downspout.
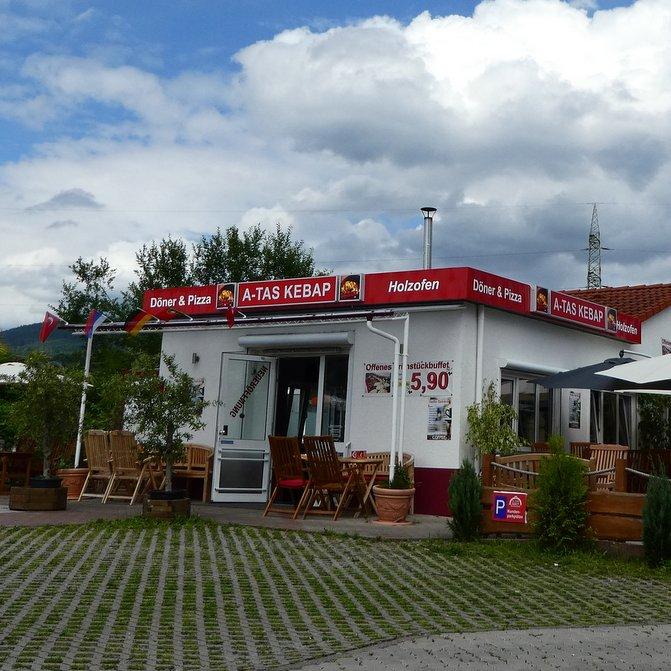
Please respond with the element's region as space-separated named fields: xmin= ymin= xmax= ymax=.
xmin=397 ymin=315 xmax=410 ymax=464
xmin=474 ymin=305 xmax=485 ymax=403
xmin=366 ymin=317 xmax=401 ymax=480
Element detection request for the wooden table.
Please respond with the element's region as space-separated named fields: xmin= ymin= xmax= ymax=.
xmin=339 ymin=457 xmax=384 ymax=518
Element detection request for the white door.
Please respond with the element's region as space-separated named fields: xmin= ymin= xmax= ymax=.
xmin=212 ymin=354 xmax=276 ymax=503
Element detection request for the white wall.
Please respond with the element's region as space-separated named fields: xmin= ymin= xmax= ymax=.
xmin=160 ymin=304 xmax=644 ymax=471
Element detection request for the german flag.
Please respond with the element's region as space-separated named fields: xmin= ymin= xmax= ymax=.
xmin=124 ymin=310 xmax=154 ymax=336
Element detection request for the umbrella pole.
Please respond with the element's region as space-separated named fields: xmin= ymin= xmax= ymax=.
xmin=74 ymin=336 xmax=93 ymax=468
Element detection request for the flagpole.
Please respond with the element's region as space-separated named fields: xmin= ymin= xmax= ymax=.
xmin=74 ymin=334 xmax=93 ymax=468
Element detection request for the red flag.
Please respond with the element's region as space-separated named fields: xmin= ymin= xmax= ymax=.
xmin=39 ymin=311 xmax=61 ymax=343
xmin=149 ymin=307 xmax=179 ymax=321
xmin=226 ymin=304 xmax=238 ymax=328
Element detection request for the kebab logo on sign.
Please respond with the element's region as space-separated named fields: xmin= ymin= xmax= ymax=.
xmin=339 ymin=274 xmax=363 ymax=302
xmin=216 ymin=283 xmax=236 ymax=310
xmin=492 ymin=491 xmax=528 ymax=523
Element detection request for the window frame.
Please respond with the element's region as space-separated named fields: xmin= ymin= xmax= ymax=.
xmin=500 ymin=371 xmax=554 ymax=444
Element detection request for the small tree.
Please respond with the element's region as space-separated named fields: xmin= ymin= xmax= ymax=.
xmin=10 ymin=352 xmax=83 ymax=478
xmin=124 ymin=354 xmax=208 ymax=493
xmin=532 ymin=450 xmax=589 ymax=553
xmin=642 ymin=474 xmax=671 ymax=568
xmin=448 ymin=459 xmax=482 ymax=541
xmin=466 ymin=382 xmax=520 ymax=456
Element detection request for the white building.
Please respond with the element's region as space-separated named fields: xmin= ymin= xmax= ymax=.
xmin=142 ymin=267 xmax=667 ymax=516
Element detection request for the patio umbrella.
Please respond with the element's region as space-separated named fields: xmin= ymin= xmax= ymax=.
xmin=596 ymin=353 xmax=671 ymax=386
xmin=536 ymin=357 xmax=636 ymax=391
xmin=0 ymin=361 xmax=26 ymax=384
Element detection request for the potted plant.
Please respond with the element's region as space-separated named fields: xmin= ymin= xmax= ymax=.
xmin=54 ymin=454 xmax=88 ymax=500
xmin=124 ymin=353 xmax=208 ymax=519
xmin=466 ymin=382 xmax=520 ymax=473
xmin=373 ymin=461 xmax=415 ymax=524
xmin=9 ymin=352 xmax=82 ymax=510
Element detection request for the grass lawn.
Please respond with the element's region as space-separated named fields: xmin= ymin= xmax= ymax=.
xmin=0 ymin=517 xmax=670 ymax=671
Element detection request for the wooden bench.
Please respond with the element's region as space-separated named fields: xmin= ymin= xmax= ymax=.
xmin=588 ymin=444 xmax=629 ymax=490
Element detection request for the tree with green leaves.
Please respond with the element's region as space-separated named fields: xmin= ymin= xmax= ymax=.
xmin=123 ymin=353 xmax=209 ymax=493
xmin=466 ymin=382 xmax=520 ymax=456
xmin=124 ymin=236 xmax=192 ymax=309
xmin=55 ymin=257 xmax=124 ymax=322
xmin=10 ymin=352 xmax=83 ymax=479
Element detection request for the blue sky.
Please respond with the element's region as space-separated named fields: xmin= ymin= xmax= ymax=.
xmin=0 ymin=0 xmax=668 ymax=328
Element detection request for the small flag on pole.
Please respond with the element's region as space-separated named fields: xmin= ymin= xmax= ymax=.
xmin=39 ymin=311 xmax=62 ymax=343
xmin=124 ymin=310 xmax=154 ymax=336
xmin=84 ymin=309 xmax=107 ymax=338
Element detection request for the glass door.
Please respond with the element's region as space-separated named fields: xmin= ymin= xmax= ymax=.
xmin=212 ymin=354 xmax=276 ymax=502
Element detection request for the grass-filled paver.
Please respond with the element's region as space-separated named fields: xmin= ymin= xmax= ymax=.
xmin=0 ymin=516 xmax=670 ymax=670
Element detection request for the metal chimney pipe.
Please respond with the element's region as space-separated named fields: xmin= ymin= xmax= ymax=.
xmin=421 ymin=207 xmax=437 ymax=269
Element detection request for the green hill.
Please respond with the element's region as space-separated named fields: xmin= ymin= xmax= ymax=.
xmin=1 ymin=322 xmax=85 ymax=359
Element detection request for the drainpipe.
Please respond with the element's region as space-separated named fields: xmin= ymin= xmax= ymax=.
xmin=474 ymin=304 xmax=484 ymax=403
xmin=397 ymin=315 xmax=410 ymax=464
xmin=366 ymin=316 xmax=407 ymax=481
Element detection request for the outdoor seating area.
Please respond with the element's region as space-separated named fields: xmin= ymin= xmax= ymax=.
xmin=264 ymin=434 xmax=414 ymax=521
xmin=78 ymin=430 xmax=214 ymax=505
xmin=480 ymin=443 xmax=669 ymax=541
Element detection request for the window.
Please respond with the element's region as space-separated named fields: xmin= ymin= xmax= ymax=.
xmin=590 ymin=391 xmax=632 ymax=445
xmin=273 ymin=354 xmax=349 ymax=443
xmin=501 ymin=372 xmax=553 ymax=443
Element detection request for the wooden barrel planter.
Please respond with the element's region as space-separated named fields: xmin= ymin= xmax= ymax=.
xmin=143 ymin=490 xmax=191 ymax=519
xmin=9 ymin=486 xmax=68 ymax=511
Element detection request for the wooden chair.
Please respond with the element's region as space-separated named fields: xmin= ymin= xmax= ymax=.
xmin=105 ymin=430 xmax=157 ymax=505
xmin=172 ymin=444 xmax=214 ymax=502
xmin=589 ymin=444 xmax=629 ymax=490
xmin=570 ymin=442 xmax=592 ymax=459
xmin=302 ymin=435 xmax=361 ymax=520
xmin=531 ymin=442 xmax=551 ymax=453
xmin=0 ymin=451 xmax=32 ymax=493
xmin=264 ymin=436 xmax=310 ymax=518
xmin=78 ymin=430 xmax=112 ymax=501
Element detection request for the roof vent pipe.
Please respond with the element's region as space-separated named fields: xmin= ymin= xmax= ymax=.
xmin=421 ymin=207 xmax=437 ymax=269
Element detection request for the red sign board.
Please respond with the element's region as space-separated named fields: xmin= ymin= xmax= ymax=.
xmin=549 ymin=290 xmax=606 ymax=330
xmin=491 ymin=491 xmax=528 ymax=523
xmin=143 ymin=285 xmax=217 ymax=316
xmin=467 ymin=269 xmax=530 ymax=314
xmin=615 ymin=312 xmax=642 ymax=344
xmin=363 ymin=267 xmax=469 ymax=306
xmin=237 ymin=276 xmax=338 ymax=309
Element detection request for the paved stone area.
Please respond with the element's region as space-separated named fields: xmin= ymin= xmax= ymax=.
xmin=0 ymin=496 xmax=450 ymax=539
xmin=1 ymin=521 xmax=671 ymax=670
xmin=293 ymin=624 xmax=671 ymax=670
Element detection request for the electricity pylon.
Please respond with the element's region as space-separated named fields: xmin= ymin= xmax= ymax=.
xmin=586 ymin=203 xmax=604 ymax=289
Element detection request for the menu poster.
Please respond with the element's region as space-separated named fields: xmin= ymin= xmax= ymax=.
xmin=568 ymin=390 xmax=581 ymax=429
xmin=427 ymin=396 xmax=452 ymax=440
xmin=662 ymin=338 xmax=671 ymax=355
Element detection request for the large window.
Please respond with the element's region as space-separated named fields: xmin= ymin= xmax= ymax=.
xmin=590 ymin=391 xmax=632 ymax=445
xmin=501 ymin=372 xmax=553 ymax=444
xmin=274 ymin=354 xmax=349 ymax=443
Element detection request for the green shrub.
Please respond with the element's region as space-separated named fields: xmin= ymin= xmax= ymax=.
xmin=643 ymin=475 xmax=671 ymax=568
xmin=381 ymin=463 xmax=413 ymax=489
xmin=532 ymin=452 xmax=588 ymax=553
xmin=547 ymin=433 xmax=564 ymax=455
xmin=466 ymin=382 xmax=520 ymax=456
xmin=448 ymin=460 xmax=482 ymax=541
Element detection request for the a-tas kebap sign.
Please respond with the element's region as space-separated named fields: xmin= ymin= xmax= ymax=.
xmin=142 ymin=266 xmax=641 ymax=343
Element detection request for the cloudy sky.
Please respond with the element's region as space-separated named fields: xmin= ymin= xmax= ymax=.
xmin=0 ymin=0 xmax=669 ymax=328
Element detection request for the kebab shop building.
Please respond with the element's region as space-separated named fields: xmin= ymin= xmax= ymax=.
xmin=144 ymin=267 xmax=643 ymax=516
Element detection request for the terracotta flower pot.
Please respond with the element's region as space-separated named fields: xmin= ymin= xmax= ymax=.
xmin=373 ymin=485 xmax=415 ymax=524
xmin=56 ymin=468 xmax=88 ymax=500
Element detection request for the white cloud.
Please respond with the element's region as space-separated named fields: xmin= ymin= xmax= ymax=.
xmin=1 ymin=0 xmax=671 ymax=328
